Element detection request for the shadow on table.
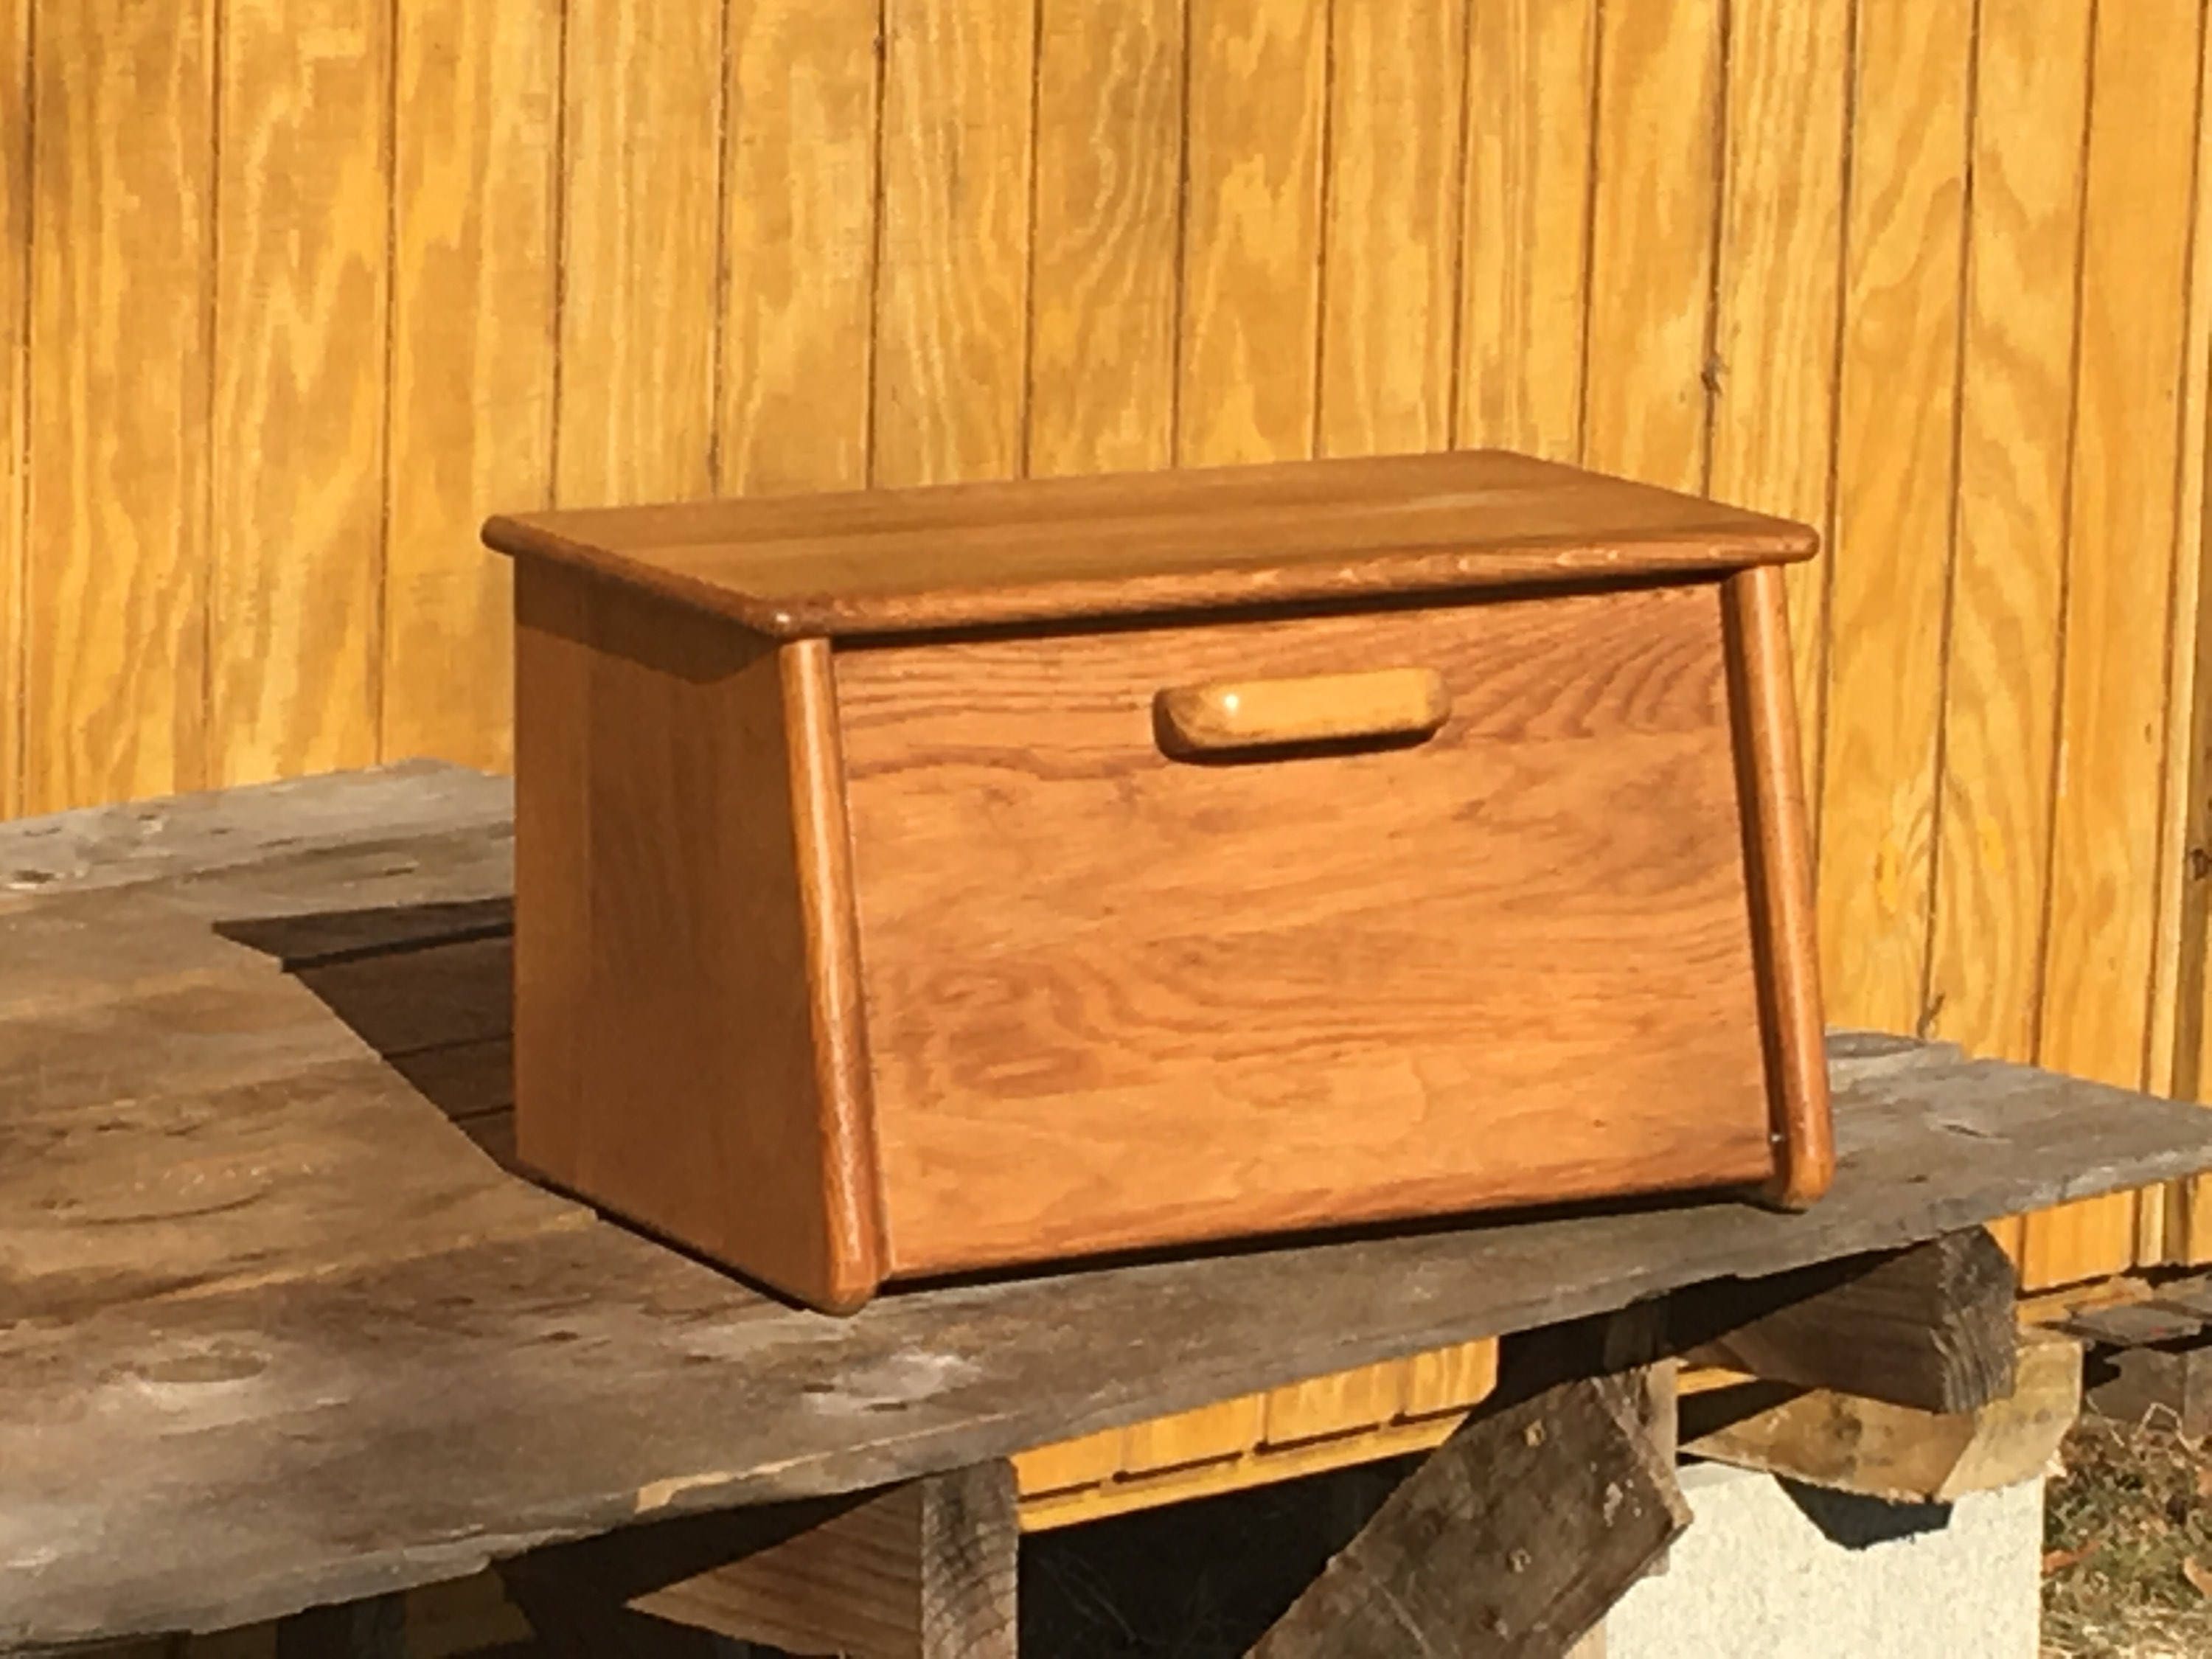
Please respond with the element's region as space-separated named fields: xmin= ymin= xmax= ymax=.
xmin=215 ymin=896 xmax=521 ymax=1169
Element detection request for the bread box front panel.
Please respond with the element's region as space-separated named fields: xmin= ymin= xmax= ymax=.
xmin=833 ymin=580 xmax=1776 ymax=1276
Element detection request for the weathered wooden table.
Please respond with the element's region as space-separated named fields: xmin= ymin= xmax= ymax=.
xmin=10 ymin=762 xmax=2212 ymax=1656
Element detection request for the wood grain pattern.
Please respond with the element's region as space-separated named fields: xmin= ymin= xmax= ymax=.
xmin=484 ymin=448 xmax=1817 ymax=638
xmin=1924 ymin=0 xmax=2090 ymax=1073
xmin=1686 ymin=1328 xmax=2081 ymax=1504
xmin=2168 ymin=17 xmax=2212 ymax=1266
xmin=1317 ymin=0 xmax=1464 ymax=458
xmin=838 ymin=582 xmax=1778 ymax=1274
xmin=1728 ymin=565 xmax=1834 ymax=1206
xmin=1399 ymin=1339 xmax=1504 ymax=1419
xmin=1025 ymin=0 xmax=1182 ymax=478
xmin=1120 ymin=1397 xmax=1266 ymax=1476
xmin=512 ymin=565 xmax=882 ymax=1310
xmin=1249 ymin=1374 xmax=1686 ymax=1659
xmin=1817 ymin=0 xmax=1973 ymax=1040
xmin=1456 ymin=0 xmax=1595 ymax=460
xmin=1178 ymin=0 xmax=1326 ymax=466
xmin=718 ymin=0 xmax=880 ymax=495
xmin=24 ymin=0 xmax=214 ymax=812
xmin=209 ymin=0 xmax=389 ymax=787
xmin=1153 ymin=667 xmax=1450 ymax=757
xmin=555 ymin=0 xmax=721 ymax=504
xmin=0 ymin=0 xmax=22 ymax=820
xmin=1581 ymin=0 xmax=1722 ymax=492
xmin=1708 ymin=0 xmax=1851 ymax=802
xmin=382 ymin=0 xmax=557 ymax=771
xmin=873 ymin=0 xmax=1034 ymax=487
xmin=1680 ymin=1228 xmax=2019 ymax=1413
xmin=2031 ymin=0 xmax=2207 ymax=1289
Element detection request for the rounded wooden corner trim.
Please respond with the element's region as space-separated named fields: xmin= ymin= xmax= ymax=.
xmin=1722 ymin=565 xmax=1835 ymax=1217
xmin=782 ymin=637 xmax=891 ymax=1309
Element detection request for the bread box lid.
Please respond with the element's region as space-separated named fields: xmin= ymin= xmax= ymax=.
xmin=482 ymin=449 xmax=1817 ymax=640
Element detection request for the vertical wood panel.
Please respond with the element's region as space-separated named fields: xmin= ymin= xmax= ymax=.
xmin=720 ymin=0 xmax=881 ymax=495
xmin=2173 ymin=12 xmax=2212 ymax=1265
xmin=1708 ymin=0 xmax=1851 ymax=809
xmin=1316 ymin=0 xmax=1464 ymax=458
xmin=1026 ymin=0 xmax=1181 ymax=479
xmin=210 ymin=0 xmax=389 ymax=787
xmin=873 ymin=0 xmax=1034 ymax=487
xmin=0 ymin=0 xmax=25 ymax=818
xmin=1816 ymin=0 xmax=1973 ymax=1038
xmin=1178 ymin=0 xmax=1327 ymax=467
xmin=24 ymin=0 xmax=214 ymax=811
xmin=382 ymin=0 xmax=558 ymax=771
xmin=1457 ymin=0 xmax=1593 ymax=461
xmin=2030 ymin=0 xmax=2207 ymax=1287
xmin=1925 ymin=0 xmax=2090 ymax=1080
xmin=1935 ymin=0 xmax=2093 ymax=1270
xmin=557 ymin=1 xmax=723 ymax=504
xmin=1582 ymin=0 xmax=1722 ymax=491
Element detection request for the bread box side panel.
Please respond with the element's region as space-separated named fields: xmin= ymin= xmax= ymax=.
xmin=513 ymin=563 xmax=882 ymax=1309
xmin=835 ymin=581 xmax=1778 ymax=1276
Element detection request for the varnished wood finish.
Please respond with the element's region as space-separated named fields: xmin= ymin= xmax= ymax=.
xmin=1726 ymin=563 xmax=1834 ymax=1207
xmin=513 ymin=565 xmax=883 ymax=1311
xmin=835 ymin=582 xmax=1777 ymax=1274
xmin=1152 ymin=667 xmax=1450 ymax=758
xmin=484 ymin=450 xmax=1816 ymax=638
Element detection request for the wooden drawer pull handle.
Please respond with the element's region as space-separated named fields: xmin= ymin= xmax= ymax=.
xmin=1154 ymin=667 xmax=1450 ymax=758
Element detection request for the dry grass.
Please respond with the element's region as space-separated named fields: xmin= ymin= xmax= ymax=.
xmin=2045 ymin=1416 xmax=2212 ymax=1658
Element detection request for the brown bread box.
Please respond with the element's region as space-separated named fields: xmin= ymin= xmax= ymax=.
xmin=484 ymin=451 xmax=1832 ymax=1313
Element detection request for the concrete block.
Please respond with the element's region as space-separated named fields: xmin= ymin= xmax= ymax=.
xmin=1603 ymin=1461 xmax=2042 ymax=1659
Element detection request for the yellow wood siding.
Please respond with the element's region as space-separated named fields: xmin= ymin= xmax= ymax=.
xmin=6 ymin=0 xmax=2212 ymax=1290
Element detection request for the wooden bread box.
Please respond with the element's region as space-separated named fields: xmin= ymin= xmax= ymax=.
xmin=485 ymin=451 xmax=1832 ymax=1313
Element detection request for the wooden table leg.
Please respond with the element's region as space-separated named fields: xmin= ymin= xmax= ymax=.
xmin=1246 ymin=1369 xmax=1686 ymax=1659
xmin=633 ymin=1462 xmax=1018 ymax=1658
xmin=504 ymin=1462 xmax=1018 ymax=1659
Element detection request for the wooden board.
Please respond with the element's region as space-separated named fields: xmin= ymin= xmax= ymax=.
xmin=1580 ymin=0 xmax=1721 ymax=493
xmin=837 ymin=584 xmax=1775 ymax=1272
xmin=1248 ymin=1374 xmax=1686 ymax=1659
xmin=209 ymin=0 xmax=389 ymax=787
xmin=2157 ymin=8 xmax=2212 ymax=1263
xmin=380 ymin=0 xmax=557 ymax=772
xmin=554 ymin=0 xmax=721 ymax=506
xmin=8 ymin=770 xmax=2212 ymax=1645
xmin=1177 ymin=0 xmax=1326 ymax=467
xmin=1686 ymin=1329 xmax=2082 ymax=1504
xmin=24 ymin=0 xmax=214 ymax=812
xmin=1455 ymin=0 xmax=1594 ymax=461
xmin=872 ymin=0 xmax=1033 ymax=488
xmin=1023 ymin=0 xmax=1181 ymax=479
xmin=1924 ymin=0 xmax=2090 ymax=1077
xmin=1316 ymin=0 xmax=1464 ymax=459
xmin=1815 ymin=0 xmax=1973 ymax=1040
xmin=0 ymin=0 xmax=22 ymax=821
xmin=2030 ymin=0 xmax=2208 ymax=1288
xmin=717 ymin=0 xmax=880 ymax=495
xmin=484 ymin=449 xmax=1817 ymax=638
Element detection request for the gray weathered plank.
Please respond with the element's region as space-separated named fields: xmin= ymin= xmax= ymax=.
xmin=7 ymin=768 xmax=2212 ymax=1649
